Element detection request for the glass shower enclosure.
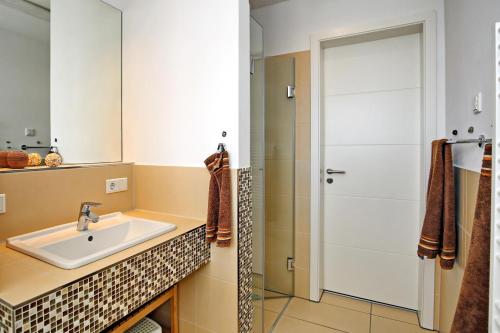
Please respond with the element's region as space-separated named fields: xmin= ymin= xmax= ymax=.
xmin=250 ymin=17 xmax=296 ymax=333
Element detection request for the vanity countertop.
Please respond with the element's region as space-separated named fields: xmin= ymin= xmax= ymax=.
xmin=0 ymin=209 xmax=205 ymax=307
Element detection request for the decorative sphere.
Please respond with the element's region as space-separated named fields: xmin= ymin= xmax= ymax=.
xmin=27 ymin=153 xmax=42 ymax=166
xmin=6 ymin=151 xmax=28 ymax=169
xmin=0 ymin=151 xmax=8 ymax=168
xmin=45 ymin=153 xmax=62 ymax=167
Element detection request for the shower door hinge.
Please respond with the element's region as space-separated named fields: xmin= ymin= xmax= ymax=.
xmin=287 ymin=257 xmax=295 ymax=271
xmin=287 ymin=85 xmax=295 ymax=98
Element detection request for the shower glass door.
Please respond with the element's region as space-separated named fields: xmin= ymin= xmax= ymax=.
xmin=264 ymin=56 xmax=295 ymax=296
xmin=250 ymin=17 xmax=265 ymax=333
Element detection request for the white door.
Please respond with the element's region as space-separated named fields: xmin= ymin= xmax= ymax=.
xmin=322 ymin=33 xmax=422 ymax=309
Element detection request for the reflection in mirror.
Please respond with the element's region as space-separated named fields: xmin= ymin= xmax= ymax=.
xmin=0 ymin=0 xmax=50 ymax=156
xmin=0 ymin=0 xmax=122 ymax=172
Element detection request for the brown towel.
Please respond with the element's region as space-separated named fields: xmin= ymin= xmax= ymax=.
xmin=204 ymin=151 xmax=232 ymax=247
xmin=451 ymin=144 xmax=491 ymax=333
xmin=417 ymin=139 xmax=456 ymax=269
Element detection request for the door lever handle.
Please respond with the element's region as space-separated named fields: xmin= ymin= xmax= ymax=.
xmin=326 ymin=169 xmax=346 ymax=175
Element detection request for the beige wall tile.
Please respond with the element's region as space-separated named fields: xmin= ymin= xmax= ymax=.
xmin=321 ymin=293 xmax=371 ymax=314
xmin=294 ymin=51 xmax=311 ymax=125
xmin=455 ymin=168 xmax=466 ymax=229
xmin=197 ymin=227 xmax=238 ymax=284
xmin=179 ymin=272 xmax=197 ymax=323
xmin=266 ymin=258 xmax=294 ymax=294
xmin=295 ymin=160 xmax=311 ymax=197
xmin=295 ymin=196 xmax=310 ymax=234
xmin=464 ymin=170 xmax=480 ymax=233
xmin=294 ymin=267 xmax=310 ymax=299
xmin=0 ymin=164 xmax=134 ymax=240
xmin=266 ymin=226 xmax=294 ymax=267
xmin=133 ymin=165 xmax=212 ymax=219
xmin=284 ymin=297 xmax=370 ymax=333
xmin=294 ymin=231 xmax=310 ymax=269
xmin=179 ymin=319 xmax=197 ymax=333
xmin=195 ymin=274 xmax=238 ymax=333
xmin=437 ymin=167 xmax=477 ymax=333
xmin=133 ymin=165 xmax=240 ymax=332
xmin=266 ymin=159 xmax=294 ymax=196
xmin=265 ymin=194 xmax=294 ymax=227
xmin=296 ymin=123 xmax=311 ymax=161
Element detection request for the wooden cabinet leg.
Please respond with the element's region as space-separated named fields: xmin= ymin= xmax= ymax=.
xmin=171 ymin=284 xmax=179 ymax=333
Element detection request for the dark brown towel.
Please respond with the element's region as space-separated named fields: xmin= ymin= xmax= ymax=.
xmin=451 ymin=144 xmax=491 ymax=333
xmin=204 ymin=151 xmax=232 ymax=247
xmin=417 ymin=139 xmax=456 ymax=269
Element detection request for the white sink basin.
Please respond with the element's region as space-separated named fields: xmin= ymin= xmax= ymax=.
xmin=6 ymin=212 xmax=177 ymax=269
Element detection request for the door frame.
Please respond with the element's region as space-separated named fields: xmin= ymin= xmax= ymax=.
xmin=490 ymin=21 xmax=500 ymax=333
xmin=309 ymin=12 xmax=441 ymax=329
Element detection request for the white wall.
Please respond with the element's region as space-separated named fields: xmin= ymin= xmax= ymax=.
xmin=51 ymin=0 xmax=122 ymax=164
xmin=108 ymin=0 xmax=250 ymax=168
xmin=0 ymin=3 xmax=49 ymax=152
xmin=252 ymin=0 xmax=446 ymax=135
xmin=445 ymin=0 xmax=500 ymax=171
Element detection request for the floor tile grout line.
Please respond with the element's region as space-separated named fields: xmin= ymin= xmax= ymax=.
xmin=269 ymin=297 xmax=292 ymax=333
xmin=370 ymin=314 xmax=421 ymax=326
xmin=320 ymin=301 xmax=372 ymax=315
xmin=369 ymin=303 xmax=372 ymax=333
xmin=281 ymin=304 xmax=364 ymax=333
xmin=275 ymin=313 xmax=352 ymax=333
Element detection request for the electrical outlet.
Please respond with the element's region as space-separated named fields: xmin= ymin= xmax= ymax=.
xmin=106 ymin=178 xmax=128 ymax=194
xmin=0 ymin=194 xmax=5 ymax=213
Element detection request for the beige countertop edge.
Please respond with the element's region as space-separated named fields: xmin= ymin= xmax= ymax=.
xmin=0 ymin=161 xmax=134 ymax=174
xmin=0 ymin=209 xmax=206 ymax=308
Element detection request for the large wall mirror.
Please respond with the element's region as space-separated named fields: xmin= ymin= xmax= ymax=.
xmin=0 ymin=0 xmax=122 ymax=171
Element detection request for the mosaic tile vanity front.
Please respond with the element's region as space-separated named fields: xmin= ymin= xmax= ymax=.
xmin=0 ymin=226 xmax=210 ymax=333
xmin=237 ymin=167 xmax=253 ymax=333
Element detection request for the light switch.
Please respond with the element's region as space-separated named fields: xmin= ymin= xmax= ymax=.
xmin=473 ymin=92 xmax=482 ymax=114
xmin=25 ymin=128 xmax=35 ymax=136
xmin=106 ymin=178 xmax=128 ymax=194
xmin=0 ymin=194 xmax=5 ymax=213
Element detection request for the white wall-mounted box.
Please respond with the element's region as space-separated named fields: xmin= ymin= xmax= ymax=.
xmin=106 ymin=178 xmax=128 ymax=194
xmin=0 ymin=194 xmax=6 ymax=213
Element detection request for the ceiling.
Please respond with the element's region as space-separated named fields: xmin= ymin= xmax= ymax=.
xmin=250 ymin=0 xmax=289 ymax=9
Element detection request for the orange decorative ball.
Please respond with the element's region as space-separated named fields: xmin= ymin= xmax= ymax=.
xmin=0 ymin=151 xmax=8 ymax=168
xmin=6 ymin=151 xmax=28 ymax=169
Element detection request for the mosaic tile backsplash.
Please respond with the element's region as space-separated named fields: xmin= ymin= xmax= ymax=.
xmin=0 ymin=226 xmax=209 ymax=333
xmin=238 ymin=167 xmax=253 ymax=333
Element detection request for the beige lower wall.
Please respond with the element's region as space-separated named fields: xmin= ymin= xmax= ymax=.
xmin=133 ymin=165 xmax=239 ymax=333
xmin=133 ymin=165 xmax=210 ymax=219
xmin=436 ymin=168 xmax=479 ymax=332
xmin=0 ymin=164 xmax=240 ymax=332
xmin=0 ymin=164 xmax=134 ymax=241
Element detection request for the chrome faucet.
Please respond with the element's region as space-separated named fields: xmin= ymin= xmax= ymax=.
xmin=77 ymin=202 xmax=102 ymax=231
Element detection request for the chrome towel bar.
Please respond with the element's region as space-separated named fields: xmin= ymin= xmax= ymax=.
xmin=447 ymin=135 xmax=492 ymax=148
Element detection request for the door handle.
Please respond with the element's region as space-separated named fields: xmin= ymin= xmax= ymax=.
xmin=326 ymin=169 xmax=346 ymax=175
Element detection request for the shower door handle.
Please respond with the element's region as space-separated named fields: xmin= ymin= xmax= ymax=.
xmin=326 ymin=169 xmax=346 ymax=175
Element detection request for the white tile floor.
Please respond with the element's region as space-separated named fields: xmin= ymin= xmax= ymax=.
xmin=254 ymin=292 xmax=436 ymax=333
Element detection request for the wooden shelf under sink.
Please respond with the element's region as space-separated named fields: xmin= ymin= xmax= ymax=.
xmin=106 ymin=284 xmax=178 ymax=333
